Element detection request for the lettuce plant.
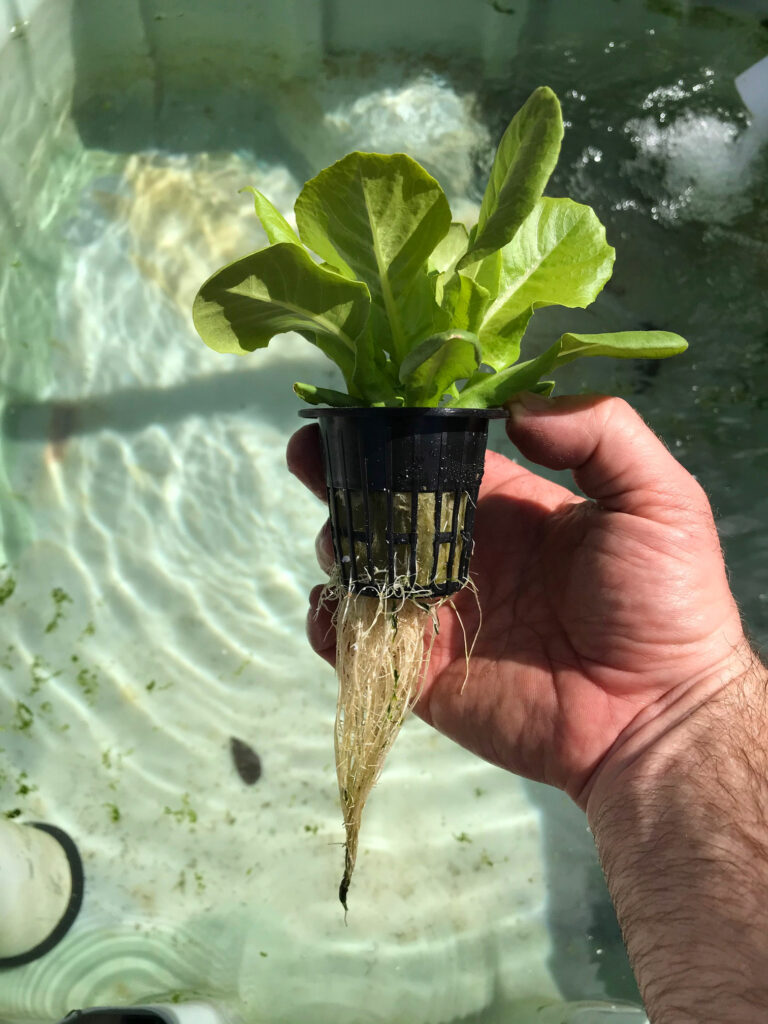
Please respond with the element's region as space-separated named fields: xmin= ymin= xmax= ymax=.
xmin=193 ymin=86 xmax=686 ymax=407
xmin=192 ymin=87 xmax=688 ymax=911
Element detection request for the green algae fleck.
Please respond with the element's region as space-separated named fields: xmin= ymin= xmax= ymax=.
xmin=104 ymin=802 xmax=121 ymax=823
xmin=76 ymin=666 xmax=99 ymax=704
xmin=15 ymin=771 xmax=36 ymax=797
xmin=30 ymin=654 xmax=62 ymax=696
xmin=45 ymin=587 xmax=73 ymax=633
xmin=14 ymin=702 xmax=34 ymax=732
xmin=0 ymin=571 xmax=16 ymax=606
xmin=146 ymin=679 xmax=171 ymax=692
xmin=164 ymin=793 xmax=198 ymax=825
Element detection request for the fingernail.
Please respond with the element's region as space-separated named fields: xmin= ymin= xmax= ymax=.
xmin=506 ymin=391 xmax=554 ymax=414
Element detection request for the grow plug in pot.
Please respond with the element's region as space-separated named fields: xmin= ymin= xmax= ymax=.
xmin=192 ymin=85 xmax=688 ymax=909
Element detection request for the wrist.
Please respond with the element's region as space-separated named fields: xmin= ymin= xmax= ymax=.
xmin=584 ymin=648 xmax=768 ymax=1023
xmin=583 ymin=640 xmax=764 ymax=828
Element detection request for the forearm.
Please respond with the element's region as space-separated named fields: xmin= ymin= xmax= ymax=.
xmin=588 ymin=654 xmax=768 ymax=1024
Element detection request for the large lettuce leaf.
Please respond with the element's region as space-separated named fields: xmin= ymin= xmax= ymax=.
xmin=294 ymin=152 xmax=451 ymax=363
xmin=192 ymin=242 xmax=369 ymax=389
xmin=459 ymin=86 xmax=563 ymax=269
xmin=477 ymin=198 xmax=615 ymax=354
xmin=451 ymin=330 xmax=688 ymax=408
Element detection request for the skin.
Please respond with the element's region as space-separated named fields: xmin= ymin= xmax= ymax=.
xmin=287 ymin=392 xmax=750 ymax=808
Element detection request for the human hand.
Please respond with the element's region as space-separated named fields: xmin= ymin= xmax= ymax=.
xmin=287 ymin=394 xmax=750 ymax=813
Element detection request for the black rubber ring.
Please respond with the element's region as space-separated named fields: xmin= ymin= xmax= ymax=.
xmin=0 ymin=822 xmax=84 ymax=969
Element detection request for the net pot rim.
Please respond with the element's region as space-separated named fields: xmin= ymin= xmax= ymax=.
xmin=300 ymin=407 xmax=508 ymax=421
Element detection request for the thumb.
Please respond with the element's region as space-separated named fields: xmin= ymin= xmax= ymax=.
xmin=505 ymin=393 xmax=707 ymax=522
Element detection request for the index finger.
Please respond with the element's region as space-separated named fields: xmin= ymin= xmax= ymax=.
xmin=286 ymin=423 xmax=327 ymax=501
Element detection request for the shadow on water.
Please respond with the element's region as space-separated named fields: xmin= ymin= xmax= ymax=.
xmin=2 ymin=359 xmax=322 ymax=445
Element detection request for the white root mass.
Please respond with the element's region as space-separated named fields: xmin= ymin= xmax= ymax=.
xmin=332 ymin=590 xmax=434 ymax=911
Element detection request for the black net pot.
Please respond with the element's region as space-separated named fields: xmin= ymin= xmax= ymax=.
xmin=299 ymin=407 xmax=507 ymax=599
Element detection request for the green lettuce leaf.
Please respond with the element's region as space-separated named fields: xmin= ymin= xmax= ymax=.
xmin=464 ymin=248 xmax=503 ymax=296
xmin=450 ymin=329 xmax=687 ymax=408
xmin=429 ymin=222 xmax=469 ymax=275
xmin=431 ymin=223 xmax=471 ymax=307
xmin=450 ymin=354 xmax=551 ymax=408
xmin=477 ymin=310 xmax=532 ymax=373
xmin=192 ymin=242 xmax=370 ymax=387
xmin=241 ymin=187 xmax=302 ymax=247
xmin=476 ymin=197 xmax=616 ymax=368
xmin=192 ymin=88 xmax=690 ymax=411
xmin=441 ymin=273 xmax=491 ymax=334
xmin=293 ymin=383 xmax=362 ymax=406
xmin=458 ymin=86 xmax=563 ymax=269
xmin=352 ymin=323 xmax=401 ymax=405
xmin=553 ymin=331 xmax=689 ymax=364
xmin=294 ymin=152 xmax=451 ymax=362
xmin=399 ymin=330 xmax=481 ymax=406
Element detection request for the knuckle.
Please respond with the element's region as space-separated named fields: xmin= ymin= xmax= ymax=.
xmin=597 ymin=396 xmax=637 ymax=432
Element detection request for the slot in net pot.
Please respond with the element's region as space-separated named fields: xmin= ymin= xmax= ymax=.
xmin=300 ymin=407 xmax=507 ymax=598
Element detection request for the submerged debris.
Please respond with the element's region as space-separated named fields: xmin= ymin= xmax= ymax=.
xmin=230 ymin=737 xmax=262 ymax=785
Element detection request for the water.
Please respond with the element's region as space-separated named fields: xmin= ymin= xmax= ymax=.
xmin=0 ymin=1 xmax=766 ymax=1021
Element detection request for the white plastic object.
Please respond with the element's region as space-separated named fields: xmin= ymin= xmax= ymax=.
xmin=0 ymin=821 xmax=83 ymax=966
xmin=153 ymin=1005 xmax=229 ymax=1024
xmin=735 ymin=55 xmax=768 ymax=127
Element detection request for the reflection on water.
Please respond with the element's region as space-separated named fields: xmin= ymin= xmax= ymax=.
xmin=0 ymin=0 xmax=766 ymax=1021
